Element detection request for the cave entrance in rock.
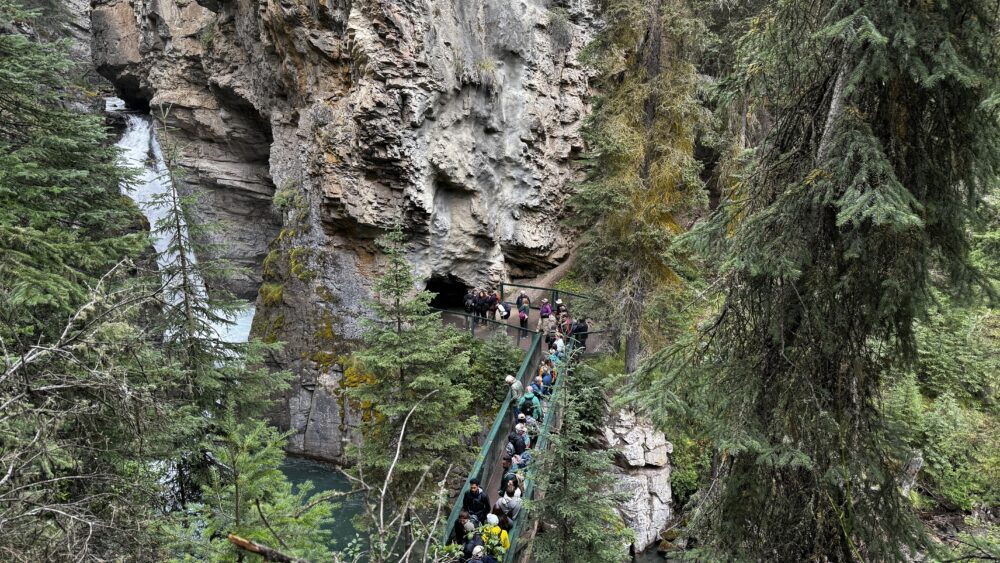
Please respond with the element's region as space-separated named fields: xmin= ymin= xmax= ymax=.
xmin=425 ymin=274 xmax=468 ymax=310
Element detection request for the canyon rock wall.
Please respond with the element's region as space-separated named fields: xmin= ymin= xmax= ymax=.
xmin=605 ymin=409 xmax=674 ymax=551
xmin=91 ymin=0 xmax=595 ymax=461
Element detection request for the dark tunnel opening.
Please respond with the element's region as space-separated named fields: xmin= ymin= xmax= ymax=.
xmin=425 ymin=274 xmax=469 ymax=310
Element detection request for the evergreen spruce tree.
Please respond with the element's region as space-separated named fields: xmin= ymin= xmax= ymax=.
xmin=572 ymin=0 xmax=709 ymax=373
xmin=468 ymin=331 xmax=523 ymax=417
xmin=140 ymin=121 xmax=290 ymax=510
xmin=0 ymin=0 xmax=143 ymax=344
xmin=0 ymin=271 xmax=181 ymax=560
xmin=0 ymin=4 xmax=169 ymax=558
xmin=348 ymin=227 xmax=478 ymax=504
xmin=150 ymin=117 xmax=284 ymax=414
xmin=529 ymin=352 xmax=632 ymax=563
xmin=163 ymin=416 xmax=335 ymax=562
xmin=635 ymin=2 xmax=1000 ymax=560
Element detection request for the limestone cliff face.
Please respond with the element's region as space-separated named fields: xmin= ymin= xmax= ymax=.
xmin=604 ymin=410 xmax=673 ymax=551
xmin=91 ymin=0 xmax=595 ymax=460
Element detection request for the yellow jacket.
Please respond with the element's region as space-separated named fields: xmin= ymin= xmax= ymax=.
xmin=482 ymin=524 xmax=510 ymax=551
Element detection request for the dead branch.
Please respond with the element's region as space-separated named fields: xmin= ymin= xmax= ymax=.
xmin=227 ymin=534 xmax=310 ymax=563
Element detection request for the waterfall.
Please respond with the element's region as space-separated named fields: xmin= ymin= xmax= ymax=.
xmin=112 ymin=100 xmax=256 ymax=344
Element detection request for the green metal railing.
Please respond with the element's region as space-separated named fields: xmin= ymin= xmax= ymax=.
xmin=430 ymin=307 xmax=534 ymax=340
xmin=501 ymin=338 xmax=583 ymax=563
xmin=501 ymin=282 xmax=601 ymax=336
xmin=440 ymin=331 xmax=544 ymax=545
xmin=436 ymin=285 xmax=615 ymax=559
xmin=440 ymin=332 xmax=607 ymax=561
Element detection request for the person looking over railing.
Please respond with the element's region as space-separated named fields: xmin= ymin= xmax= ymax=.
xmin=505 ymin=375 xmax=523 ymax=401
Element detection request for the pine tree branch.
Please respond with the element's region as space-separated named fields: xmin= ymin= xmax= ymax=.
xmin=255 ymin=498 xmax=289 ymax=549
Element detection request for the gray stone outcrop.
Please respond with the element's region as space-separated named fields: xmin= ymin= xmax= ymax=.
xmin=604 ymin=409 xmax=674 ymax=551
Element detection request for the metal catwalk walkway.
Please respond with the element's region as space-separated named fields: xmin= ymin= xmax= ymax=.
xmin=436 ymin=283 xmax=612 ymax=563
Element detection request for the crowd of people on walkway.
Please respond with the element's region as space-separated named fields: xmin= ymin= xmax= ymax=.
xmin=450 ymin=287 xmax=592 ymax=562
xmin=463 ymin=287 xmax=591 ymax=347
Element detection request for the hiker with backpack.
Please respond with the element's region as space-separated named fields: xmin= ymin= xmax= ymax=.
xmin=464 ymin=288 xmax=476 ymax=314
xmin=463 ymin=288 xmax=476 ymax=328
xmin=517 ymin=296 xmax=530 ymax=339
xmin=487 ymin=289 xmax=500 ymax=322
xmin=475 ymin=290 xmax=489 ymax=326
xmin=517 ymin=387 xmax=542 ymax=421
xmin=506 ymin=423 xmax=528 ymax=456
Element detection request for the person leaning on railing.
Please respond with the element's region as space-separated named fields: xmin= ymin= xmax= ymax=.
xmin=504 ymin=375 xmax=523 ymax=401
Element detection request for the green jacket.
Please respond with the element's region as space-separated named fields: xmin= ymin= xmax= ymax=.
xmin=517 ymin=392 xmax=541 ymax=420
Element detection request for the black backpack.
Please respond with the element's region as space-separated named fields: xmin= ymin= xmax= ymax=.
xmin=501 ymin=302 xmax=513 ymax=319
xmin=464 ymin=294 xmax=474 ymax=313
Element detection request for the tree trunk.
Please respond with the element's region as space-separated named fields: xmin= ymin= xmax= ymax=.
xmin=817 ymin=44 xmax=851 ymax=163
xmin=623 ymin=273 xmax=646 ymax=374
xmin=624 ymin=317 xmax=642 ymax=374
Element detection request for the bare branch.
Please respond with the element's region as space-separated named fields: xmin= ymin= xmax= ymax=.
xmin=227 ymin=534 xmax=311 ymax=563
